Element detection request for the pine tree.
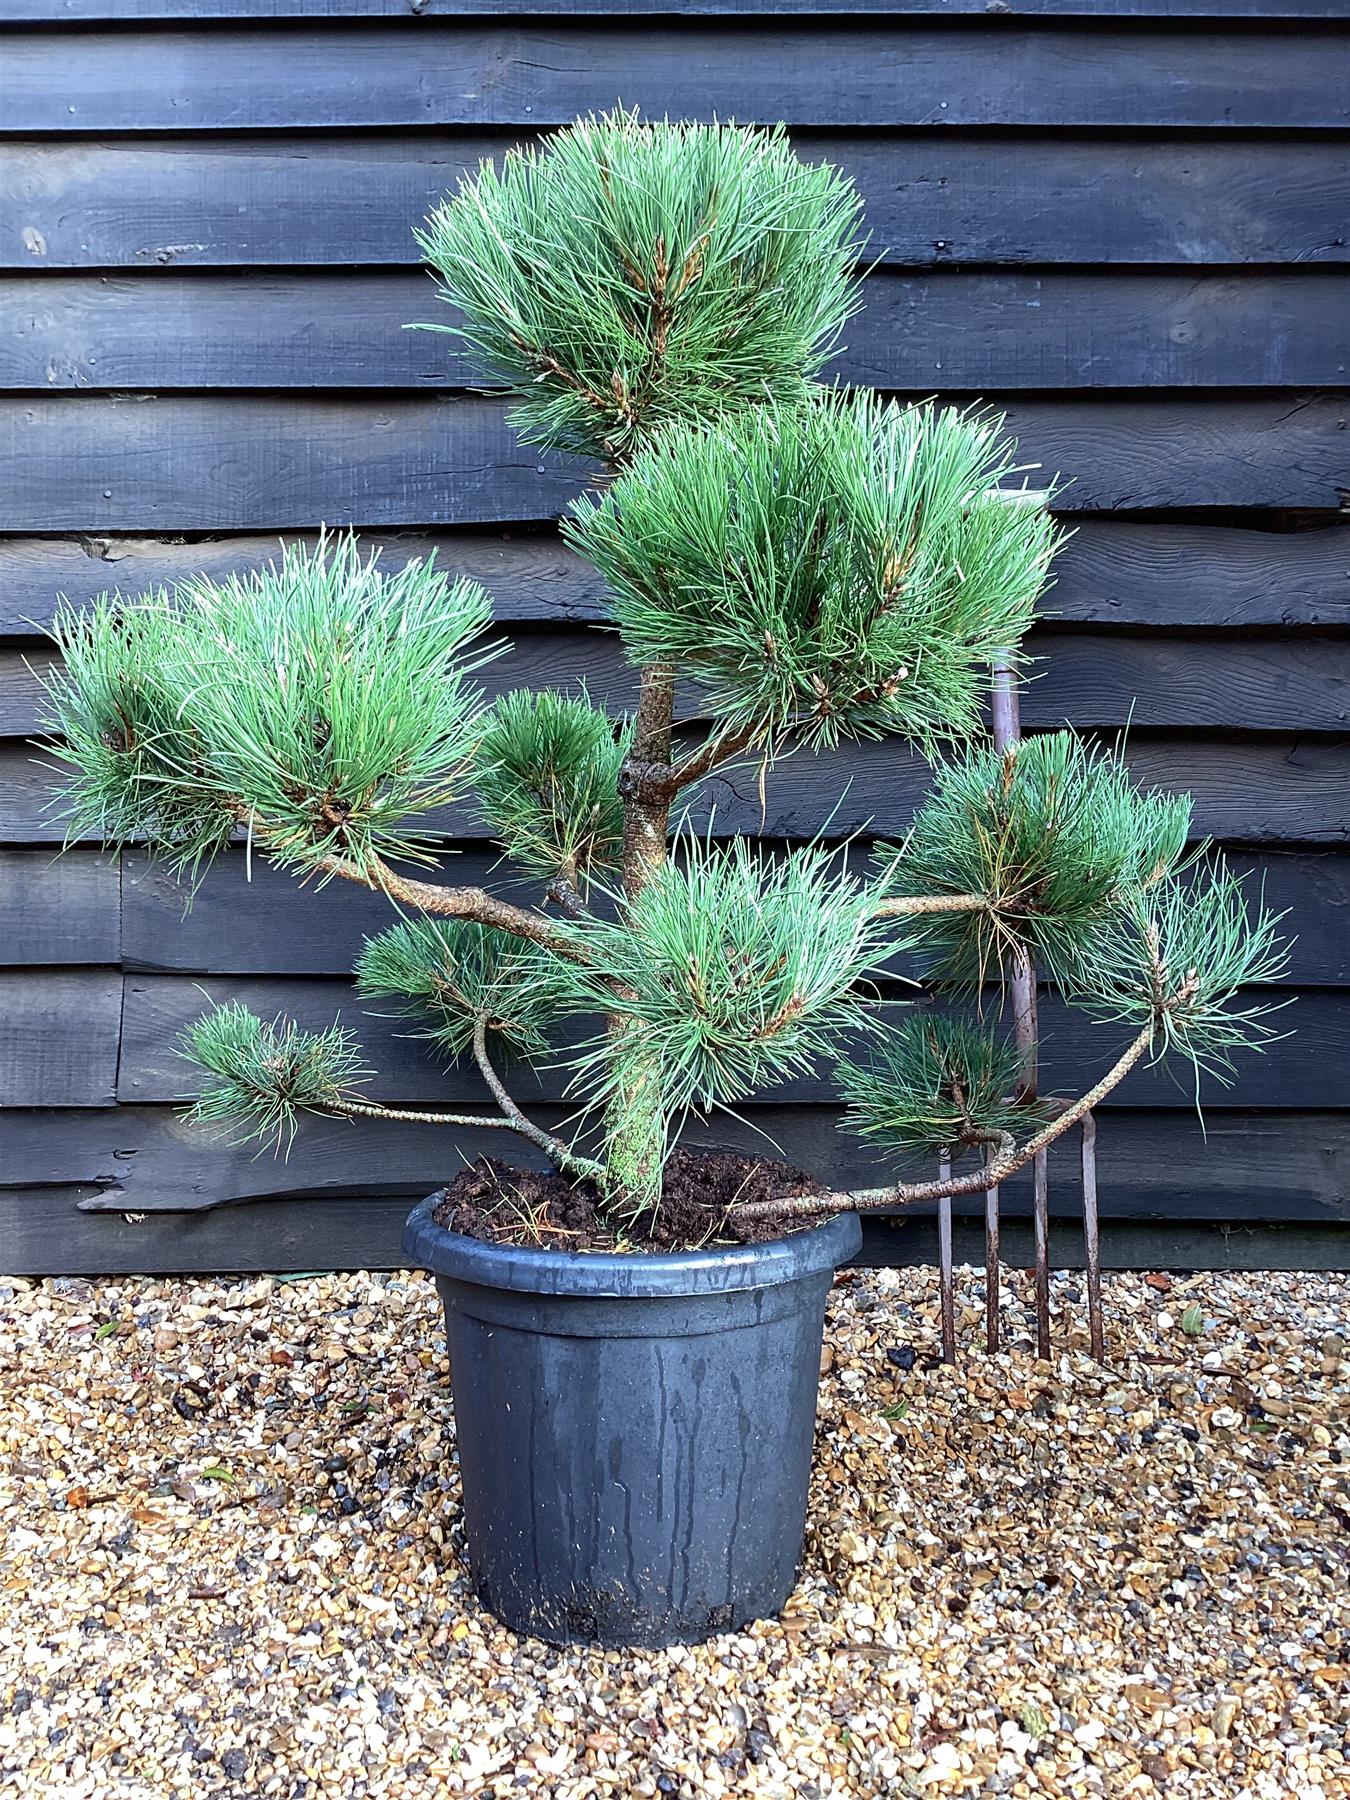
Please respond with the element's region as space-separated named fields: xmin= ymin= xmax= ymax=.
xmin=42 ymin=112 xmax=1288 ymax=1231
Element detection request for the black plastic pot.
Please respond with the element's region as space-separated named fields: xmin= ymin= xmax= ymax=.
xmin=402 ymin=1195 xmax=861 ymax=1647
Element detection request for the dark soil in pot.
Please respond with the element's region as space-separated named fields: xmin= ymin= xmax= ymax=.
xmin=431 ymin=1146 xmax=826 ymax=1250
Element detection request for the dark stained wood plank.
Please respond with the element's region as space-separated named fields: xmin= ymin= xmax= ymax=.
xmin=849 ymin=273 xmax=1350 ymax=392
xmin=684 ymin=734 xmax=1350 ymax=848
xmin=0 ymin=849 xmax=119 ymax=965
xmin=6 ymin=269 xmax=1345 ymax=392
xmin=3 ymin=25 xmax=1345 ymax=133
xmin=0 ymin=395 xmax=589 ymax=533
xmin=4 ymin=1105 xmax=1346 ymax=1228
xmin=4 ymin=522 xmax=1346 ymax=638
xmin=9 ymin=628 xmax=1350 ymax=738
xmin=6 ymin=135 xmax=1345 ymax=272
xmin=0 ymin=528 xmax=597 ymax=635
xmin=4 ymin=392 xmax=1346 ymax=533
xmin=111 ymin=975 xmax=1339 ymax=1113
xmin=117 ymin=843 xmax=1350 ymax=985
xmin=3 ymin=1193 xmax=1345 ymax=1279
xmin=1045 ymin=521 xmax=1350 ymax=630
xmin=8 ymin=733 xmax=1350 ymax=845
xmin=1024 ymin=633 xmax=1350 ymax=733
xmin=10 ymin=2 xmax=1347 ymax=20
xmin=0 ymin=968 xmax=121 ymax=1106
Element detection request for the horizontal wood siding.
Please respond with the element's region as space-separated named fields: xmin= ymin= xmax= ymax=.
xmin=1 ymin=3 xmax=1347 ymax=1272
xmin=8 ymin=136 xmax=1344 ymax=270
xmin=7 ymin=26 xmax=1348 ymax=132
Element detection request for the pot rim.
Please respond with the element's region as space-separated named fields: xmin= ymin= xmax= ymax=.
xmin=401 ymin=1191 xmax=861 ymax=1298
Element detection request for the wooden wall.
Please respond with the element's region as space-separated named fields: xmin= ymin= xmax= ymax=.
xmin=2 ymin=0 xmax=1348 ymax=1273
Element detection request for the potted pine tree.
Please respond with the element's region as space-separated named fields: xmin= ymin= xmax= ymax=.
xmin=41 ymin=114 xmax=1286 ymax=1648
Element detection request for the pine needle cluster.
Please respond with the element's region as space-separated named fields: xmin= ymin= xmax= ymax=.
xmin=43 ymin=591 xmax=237 ymax=881
xmin=414 ymin=110 xmax=864 ymax=463
xmin=183 ymin=1003 xmax=371 ymax=1152
xmin=567 ymin=393 xmax=1058 ymax=750
xmin=553 ymin=840 xmax=889 ymax=1124
xmin=43 ymin=536 xmax=495 ymax=885
xmin=1070 ymin=862 xmax=1290 ymax=1085
xmin=837 ymin=1017 xmax=1031 ymax=1163
xmin=474 ymin=690 xmax=630 ymax=886
xmin=886 ymin=731 xmax=1192 ymax=986
xmin=355 ymin=918 xmax=562 ymax=1062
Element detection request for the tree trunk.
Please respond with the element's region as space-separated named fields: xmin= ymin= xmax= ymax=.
xmin=605 ymin=660 xmax=677 ymax=1213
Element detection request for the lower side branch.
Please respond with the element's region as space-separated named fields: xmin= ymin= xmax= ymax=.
xmin=331 ymin=1018 xmax=604 ymax=1186
xmin=728 ymin=1020 xmax=1158 ymax=1226
xmin=336 ymin=1099 xmax=520 ymax=1129
xmin=470 ymin=1014 xmax=605 ymax=1183
xmin=238 ymin=806 xmax=583 ymax=960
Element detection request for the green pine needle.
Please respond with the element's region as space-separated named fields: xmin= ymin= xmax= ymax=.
xmin=354 ymin=918 xmax=564 ymax=1063
xmin=41 ymin=590 xmax=238 ymax=881
xmin=551 ymin=837 xmax=891 ymax=1121
xmin=414 ymin=110 xmax=864 ymax=463
xmin=837 ymin=1016 xmax=1033 ymax=1163
xmin=40 ymin=533 xmax=496 ymax=886
xmin=1069 ymin=859 xmax=1292 ymax=1088
xmin=182 ymin=1003 xmax=372 ymax=1153
xmin=567 ymin=392 xmax=1059 ymax=751
xmin=474 ymin=688 xmax=630 ymax=885
xmin=884 ymin=731 xmax=1193 ymax=987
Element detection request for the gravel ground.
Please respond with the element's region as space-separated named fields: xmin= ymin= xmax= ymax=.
xmin=0 ymin=1263 xmax=1346 ymax=1800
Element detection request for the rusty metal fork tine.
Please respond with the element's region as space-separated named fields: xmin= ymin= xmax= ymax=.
xmin=1081 ymin=1111 xmax=1105 ymax=1363
xmin=984 ymin=1155 xmax=1000 ymax=1355
xmin=938 ymin=1153 xmax=956 ymax=1364
xmin=1033 ymin=1147 xmax=1051 ymax=1361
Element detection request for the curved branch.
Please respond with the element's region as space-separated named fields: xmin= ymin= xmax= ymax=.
xmin=334 ymin=1099 xmax=521 ymax=1129
xmin=356 ymin=857 xmax=583 ymax=959
xmin=470 ymin=1013 xmax=605 ymax=1183
xmin=664 ymin=718 xmax=764 ymax=796
xmin=728 ymin=1017 xmax=1160 ymax=1226
xmin=333 ymin=1041 xmax=604 ymax=1185
xmin=237 ymin=806 xmax=586 ymax=961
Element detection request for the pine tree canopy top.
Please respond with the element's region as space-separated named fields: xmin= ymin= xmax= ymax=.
xmin=568 ymin=392 xmax=1060 ymax=750
xmin=415 ymin=111 xmax=864 ymax=463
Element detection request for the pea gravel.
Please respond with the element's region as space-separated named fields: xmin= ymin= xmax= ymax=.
xmin=0 ymin=1263 xmax=1346 ymax=1800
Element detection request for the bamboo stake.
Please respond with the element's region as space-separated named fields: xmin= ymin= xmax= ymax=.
xmin=937 ymin=1152 xmax=956 ymax=1364
xmin=1081 ymin=1111 xmax=1105 ymax=1363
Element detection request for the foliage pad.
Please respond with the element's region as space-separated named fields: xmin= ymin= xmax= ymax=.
xmin=887 ymin=732 xmax=1192 ymax=987
xmin=568 ymin=394 xmax=1059 ymax=750
xmin=183 ymin=1003 xmax=372 ymax=1152
xmin=416 ymin=110 xmax=863 ymax=463
xmin=43 ymin=536 xmax=494 ymax=885
xmin=355 ymin=918 xmax=563 ymax=1062
xmin=474 ymin=690 xmax=630 ymax=887
xmin=553 ymin=840 xmax=888 ymax=1132
xmin=837 ymin=1017 xmax=1032 ymax=1163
